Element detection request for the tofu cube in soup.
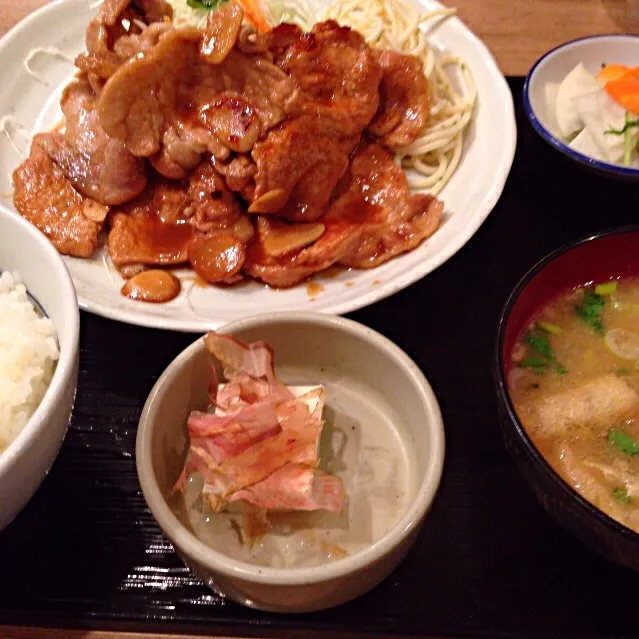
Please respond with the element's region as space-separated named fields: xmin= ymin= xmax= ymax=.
xmin=532 ymin=374 xmax=639 ymax=438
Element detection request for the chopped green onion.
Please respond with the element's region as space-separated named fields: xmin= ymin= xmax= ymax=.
xmin=518 ymin=357 xmax=549 ymax=374
xmin=595 ymin=281 xmax=617 ymax=296
xmin=526 ymin=333 xmax=553 ymax=358
xmin=574 ymin=289 xmax=605 ymax=335
xmin=187 ymin=0 xmax=227 ymax=9
xmin=537 ymin=320 xmax=563 ymax=335
xmin=521 ymin=331 xmax=567 ymax=374
xmin=613 ymin=487 xmax=632 ymax=505
xmin=609 ymin=428 xmax=639 ymax=456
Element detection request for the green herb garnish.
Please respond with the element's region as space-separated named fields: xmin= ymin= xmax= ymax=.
xmin=613 ymin=487 xmax=632 ymax=504
xmin=604 ymin=116 xmax=639 ymax=137
xmin=187 ymin=0 xmax=228 ymax=9
xmin=574 ymin=288 xmax=605 ymax=335
xmin=617 ymin=368 xmax=632 ymax=376
xmin=518 ymin=329 xmax=567 ymax=374
xmin=519 ymin=356 xmax=549 ymax=374
xmin=605 ymin=113 xmax=639 ymax=166
xmin=609 ymin=428 xmax=639 ymax=456
xmin=526 ymin=333 xmax=554 ymax=358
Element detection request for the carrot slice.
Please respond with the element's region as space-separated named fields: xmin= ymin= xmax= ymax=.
xmin=605 ymin=78 xmax=639 ymax=114
xmin=234 ymin=0 xmax=271 ymax=32
xmin=597 ymin=64 xmax=630 ymax=84
xmin=619 ymin=67 xmax=639 ymax=81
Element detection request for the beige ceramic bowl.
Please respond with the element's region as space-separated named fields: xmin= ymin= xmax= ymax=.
xmin=136 ymin=312 xmax=444 ymax=613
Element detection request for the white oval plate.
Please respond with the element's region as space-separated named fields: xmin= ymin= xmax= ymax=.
xmin=0 ymin=0 xmax=516 ymax=332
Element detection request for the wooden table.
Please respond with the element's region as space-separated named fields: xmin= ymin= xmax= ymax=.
xmin=0 ymin=0 xmax=637 ymax=74
xmin=0 ymin=2 xmax=637 ymax=639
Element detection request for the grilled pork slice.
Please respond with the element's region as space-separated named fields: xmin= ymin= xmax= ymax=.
xmin=273 ymin=21 xmax=382 ymax=140
xmin=250 ymin=117 xmax=350 ymax=222
xmin=243 ymin=217 xmax=361 ymax=287
xmin=244 ymin=141 xmax=443 ymax=286
xmin=98 ymin=0 xmax=173 ymax=27
xmin=41 ymin=78 xmax=147 ymax=207
xmin=108 ymin=178 xmax=193 ymax=267
xmin=13 ymin=134 xmax=104 ymax=258
xmin=367 ymin=49 xmax=431 ymax=150
xmin=97 ymin=27 xmax=298 ymax=175
xmin=328 ymin=142 xmax=443 ymax=269
xmin=245 ymin=21 xmax=383 ymax=222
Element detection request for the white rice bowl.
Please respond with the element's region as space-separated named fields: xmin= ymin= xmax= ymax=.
xmin=0 ymin=271 xmax=59 ymax=454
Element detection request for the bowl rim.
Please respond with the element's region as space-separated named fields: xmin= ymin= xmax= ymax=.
xmin=494 ymin=225 xmax=639 ymax=544
xmin=0 ymin=206 xmax=80 ymax=472
xmin=523 ymin=34 xmax=639 ymax=177
xmin=136 ymin=311 xmax=446 ymax=585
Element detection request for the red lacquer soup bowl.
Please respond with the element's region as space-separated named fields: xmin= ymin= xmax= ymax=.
xmin=494 ymin=227 xmax=639 ymax=571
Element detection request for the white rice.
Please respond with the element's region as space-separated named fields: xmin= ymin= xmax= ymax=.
xmin=0 ymin=272 xmax=59 ymax=454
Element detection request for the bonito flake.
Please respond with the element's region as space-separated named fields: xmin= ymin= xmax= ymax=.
xmin=175 ymin=331 xmax=345 ymax=542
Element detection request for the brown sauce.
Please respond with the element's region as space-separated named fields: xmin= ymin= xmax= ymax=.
xmin=306 ymin=281 xmax=325 ymax=299
xmin=127 ymin=212 xmax=194 ymax=264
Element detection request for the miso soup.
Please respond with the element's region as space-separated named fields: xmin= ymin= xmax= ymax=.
xmin=509 ymin=277 xmax=639 ymax=533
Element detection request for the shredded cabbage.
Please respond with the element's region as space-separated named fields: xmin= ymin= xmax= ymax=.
xmin=167 ymin=0 xmax=322 ymax=30
xmin=266 ymin=0 xmax=320 ymax=29
xmin=166 ymin=0 xmax=212 ymax=27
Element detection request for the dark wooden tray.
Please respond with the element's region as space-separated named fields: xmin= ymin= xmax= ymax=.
xmin=1 ymin=78 xmax=638 ymax=638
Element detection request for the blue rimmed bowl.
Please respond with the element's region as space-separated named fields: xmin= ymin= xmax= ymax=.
xmin=523 ymin=35 xmax=639 ymax=180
